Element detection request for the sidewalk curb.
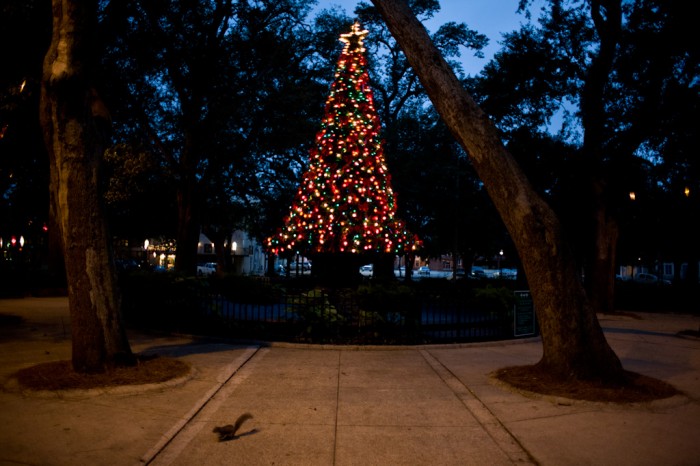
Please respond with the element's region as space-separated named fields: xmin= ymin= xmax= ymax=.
xmin=139 ymin=346 xmax=261 ymax=465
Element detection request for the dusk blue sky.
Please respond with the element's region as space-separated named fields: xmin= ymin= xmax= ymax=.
xmin=312 ymin=1 xmax=567 ymax=134
xmin=315 ymin=0 xmax=540 ymax=76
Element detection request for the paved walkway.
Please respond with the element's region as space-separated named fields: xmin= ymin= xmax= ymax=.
xmin=0 ymin=297 xmax=698 ymax=466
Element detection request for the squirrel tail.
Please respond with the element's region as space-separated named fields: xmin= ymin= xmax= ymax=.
xmin=233 ymin=413 xmax=253 ymax=433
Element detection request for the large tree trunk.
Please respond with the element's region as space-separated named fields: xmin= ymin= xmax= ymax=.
xmin=579 ymin=0 xmax=623 ymax=317
xmin=174 ymin=175 xmax=201 ymax=276
xmin=173 ymin=125 xmax=202 ymax=276
xmin=372 ymin=0 xmax=624 ymax=381
xmin=310 ymin=253 xmax=365 ymax=288
xmin=587 ymin=181 xmax=619 ymax=315
xmin=40 ymin=0 xmax=133 ymax=373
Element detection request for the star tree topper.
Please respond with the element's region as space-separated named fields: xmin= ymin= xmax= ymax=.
xmin=339 ymin=22 xmax=369 ymax=52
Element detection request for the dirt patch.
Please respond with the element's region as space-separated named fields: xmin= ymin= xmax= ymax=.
xmin=494 ymin=364 xmax=680 ymax=403
xmin=14 ymin=355 xmax=190 ymax=391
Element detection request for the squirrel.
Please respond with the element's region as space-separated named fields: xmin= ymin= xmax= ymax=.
xmin=213 ymin=413 xmax=253 ymax=441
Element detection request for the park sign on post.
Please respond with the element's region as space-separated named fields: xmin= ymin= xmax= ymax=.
xmin=514 ymin=290 xmax=536 ymax=337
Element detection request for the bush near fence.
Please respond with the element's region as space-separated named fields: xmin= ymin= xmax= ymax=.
xmin=120 ymin=271 xmax=529 ymax=344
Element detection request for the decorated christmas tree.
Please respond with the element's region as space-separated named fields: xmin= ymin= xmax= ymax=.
xmin=267 ymin=23 xmax=419 ymax=277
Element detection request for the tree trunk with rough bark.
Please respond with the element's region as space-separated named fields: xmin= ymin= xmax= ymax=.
xmin=587 ymin=181 xmax=619 ymax=315
xmin=580 ymin=0 xmax=623 ymax=317
xmin=174 ymin=175 xmax=201 ymax=276
xmin=40 ymin=0 xmax=133 ymax=373
xmin=372 ymin=0 xmax=624 ymax=381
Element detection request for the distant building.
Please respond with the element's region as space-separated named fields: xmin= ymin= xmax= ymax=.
xmin=619 ymin=261 xmax=698 ymax=283
xmin=198 ymin=231 xmax=266 ymax=276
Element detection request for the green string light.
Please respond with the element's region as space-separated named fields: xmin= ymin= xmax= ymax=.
xmin=267 ymin=23 xmax=420 ymax=256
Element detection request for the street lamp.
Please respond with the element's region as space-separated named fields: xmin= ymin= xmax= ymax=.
xmin=232 ymin=241 xmax=238 ymax=273
xmin=498 ymin=249 xmax=504 ymax=278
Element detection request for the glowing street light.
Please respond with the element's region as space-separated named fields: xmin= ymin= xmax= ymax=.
xmin=143 ymin=239 xmax=150 ymax=267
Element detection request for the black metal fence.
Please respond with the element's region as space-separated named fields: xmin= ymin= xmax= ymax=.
xmin=196 ymin=288 xmax=532 ymax=344
xmin=121 ymin=273 xmax=538 ymax=345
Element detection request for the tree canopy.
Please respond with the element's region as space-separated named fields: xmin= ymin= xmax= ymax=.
xmin=1 ymin=0 xmax=696 ymax=290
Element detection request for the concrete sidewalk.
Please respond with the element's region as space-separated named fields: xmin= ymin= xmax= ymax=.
xmin=0 ymin=297 xmax=698 ymax=465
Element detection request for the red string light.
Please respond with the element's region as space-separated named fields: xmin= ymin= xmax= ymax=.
xmin=267 ymin=23 xmax=420 ymax=256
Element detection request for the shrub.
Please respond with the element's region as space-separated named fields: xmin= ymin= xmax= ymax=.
xmin=471 ymin=286 xmax=516 ymax=313
xmin=355 ymin=282 xmax=417 ymax=314
xmin=209 ymin=275 xmax=283 ymax=304
xmin=120 ymin=271 xmax=209 ymax=331
xmin=287 ymin=288 xmax=344 ymax=340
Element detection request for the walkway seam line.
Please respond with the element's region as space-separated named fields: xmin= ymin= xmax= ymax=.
xmin=418 ymin=349 xmax=539 ymax=465
xmin=332 ymin=350 xmax=342 ymax=466
xmin=139 ymin=345 xmax=262 ymax=466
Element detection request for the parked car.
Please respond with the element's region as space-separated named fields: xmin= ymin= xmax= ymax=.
xmin=633 ymin=273 xmax=670 ymax=285
xmin=360 ymin=264 xmax=373 ymax=274
xmin=115 ymin=258 xmax=140 ymax=272
xmin=293 ymin=261 xmax=312 ymax=271
xmin=197 ymin=262 xmax=217 ymax=276
xmin=418 ymin=266 xmax=430 ymax=276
